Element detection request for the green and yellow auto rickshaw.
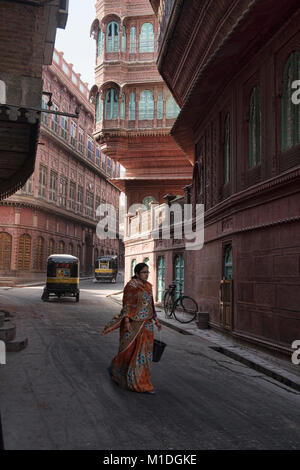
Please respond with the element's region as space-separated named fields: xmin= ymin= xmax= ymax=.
xmin=41 ymin=254 xmax=80 ymax=302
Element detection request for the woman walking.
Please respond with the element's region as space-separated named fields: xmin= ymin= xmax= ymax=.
xmin=102 ymin=263 xmax=162 ymax=394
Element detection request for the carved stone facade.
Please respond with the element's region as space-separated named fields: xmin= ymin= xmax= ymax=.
xmin=151 ymin=0 xmax=300 ymax=355
xmin=0 ymin=52 xmax=121 ymax=283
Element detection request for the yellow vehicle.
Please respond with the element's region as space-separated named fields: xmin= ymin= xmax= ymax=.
xmin=41 ymin=254 xmax=80 ymax=302
xmin=95 ymin=255 xmax=118 ymax=283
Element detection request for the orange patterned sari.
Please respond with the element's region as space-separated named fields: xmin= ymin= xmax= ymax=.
xmin=102 ymin=278 xmax=155 ymax=392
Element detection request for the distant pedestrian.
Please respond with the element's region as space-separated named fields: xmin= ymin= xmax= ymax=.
xmin=102 ymin=262 xmax=162 ymax=394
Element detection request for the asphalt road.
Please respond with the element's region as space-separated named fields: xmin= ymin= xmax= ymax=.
xmin=0 ymin=279 xmax=300 ymax=450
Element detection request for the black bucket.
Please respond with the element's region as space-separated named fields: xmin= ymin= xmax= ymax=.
xmin=152 ymin=339 xmax=167 ymax=362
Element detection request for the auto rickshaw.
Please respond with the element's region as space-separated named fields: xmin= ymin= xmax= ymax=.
xmin=41 ymin=254 xmax=80 ymax=302
xmin=94 ymin=255 xmax=118 ymax=283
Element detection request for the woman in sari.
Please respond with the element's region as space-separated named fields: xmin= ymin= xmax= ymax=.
xmin=102 ymin=263 xmax=162 ymax=394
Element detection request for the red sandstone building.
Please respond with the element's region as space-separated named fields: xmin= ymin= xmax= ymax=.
xmin=90 ymin=0 xmax=192 ymax=284
xmin=0 ymin=50 xmax=121 ymax=283
xmin=148 ymin=0 xmax=300 ymax=355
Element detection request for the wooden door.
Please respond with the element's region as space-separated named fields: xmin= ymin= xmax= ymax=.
xmin=220 ymin=279 xmax=233 ymax=330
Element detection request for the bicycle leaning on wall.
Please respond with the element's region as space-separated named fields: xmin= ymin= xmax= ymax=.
xmin=163 ymin=281 xmax=198 ymax=323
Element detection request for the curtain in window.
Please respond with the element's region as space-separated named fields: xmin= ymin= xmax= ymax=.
xmin=106 ymin=22 xmax=119 ymax=52
xmin=130 ymin=27 xmax=136 ymax=53
xmin=166 ymin=95 xmax=180 ymax=118
xmin=97 ymin=29 xmax=104 ymax=56
xmin=157 ymin=91 xmax=163 ymax=119
xmin=139 ymin=23 xmax=154 ymax=52
xmin=281 ymin=51 xmax=300 ymax=151
xmin=139 ymin=90 xmax=154 ymax=120
xmin=224 ymin=113 xmax=231 ymax=183
xmin=121 ymin=26 xmax=126 ymax=52
xmin=105 ymin=89 xmax=119 ymax=119
xmin=248 ymin=86 xmax=261 ymax=168
xmin=96 ymin=93 xmax=102 ymax=122
xmin=129 ymin=92 xmax=136 ymax=120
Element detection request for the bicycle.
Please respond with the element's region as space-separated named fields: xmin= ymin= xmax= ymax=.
xmin=163 ymin=281 xmax=198 ymax=323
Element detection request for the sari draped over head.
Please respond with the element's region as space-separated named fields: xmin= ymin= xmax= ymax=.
xmin=102 ymin=278 xmax=155 ymax=392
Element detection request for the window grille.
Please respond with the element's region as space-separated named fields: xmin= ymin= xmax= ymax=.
xmin=248 ymin=86 xmax=261 ymax=168
xmin=69 ymin=181 xmax=76 ymax=210
xmin=85 ymin=190 xmax=94 ymax=218
xmin=59 ymin=176 xmax=67 ymax=207
xmin=49 ymin=171 xmax=57 ymax=202
xmin=101 ymin=154 xmax=106 ymax=171
xmin=120 ymin=93 xmax=125 ymax=119
xmin=121 ymin=26 xmax=126 ymax=52
xmin=106 ymin=22 xmax=119 ymax=52
xmin=38 ymin=165 xmax=47 ymax=198
xmin=77 ymin=185 xmax=83 ymax=213
xmin=78 ymin=129 xmax=84 ymax=154
xmin=130 ymin=27 xmax=136 ymax=53
xmin=105 ymin=89 xmax=119 ymax=119
xmin=96 ymin=147 xmax=101 ymax=166
xmin=166 ymin=95 xmax=180 ymax=118
xmin=70 ymin=121 xmax=77 ymax=148
xmin=51 ymin=104 xmax=59 ymax=134
xmin=139 ymin=23 xmax=154 ymax=52
xmin=97 ymin=29 xmax=104 ymax=56
xmin=96 ymin=94 xmax=102 ymax=122
xmin=224 ymin=113 xmax=231 ymax=183
xmin=61 ymin=116 xmax=68 ymax=141
xmin=157 ymin=91 xmax=163 ymax=119
xmin=41 ymin=98 xmax=48 ymax=126
xmin=87 ymin=137 xmax=94 ymax=161
xmin=139 ymin=90 xmax=154 ymax=120
xmin=129 ymin=92 xmax=136 ymax=120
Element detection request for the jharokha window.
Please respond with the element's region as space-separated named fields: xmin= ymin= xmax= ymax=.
xmin=96 ymin=94 xmax=102 ymax=123
xmin=106 ymin=22 xmax=119 ymax=52
xmin=139 ymin=90 xmax=154 ymax=120
xmin=97 ymin=29 xmax=104 ymax=57
xmin=105 ymin=89 xmax=119 ymax=119
xmin=281 ymin=51 xmax=300 ymax=151
xmin=139 ymin=23 xmax=154 ymax=52
xmin=248 ymin=86 xmax=261 ymax=168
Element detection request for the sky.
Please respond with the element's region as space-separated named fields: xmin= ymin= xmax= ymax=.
xmin=55 ymin=0 xmax=96 ymax=88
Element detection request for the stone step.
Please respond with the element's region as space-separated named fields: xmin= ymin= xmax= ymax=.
xmin=6 ymin=337 xmax=28 ymax=352
xmin=0 ymin=321 xmax=16 ymax=343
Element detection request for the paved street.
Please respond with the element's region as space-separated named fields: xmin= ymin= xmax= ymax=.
xmin=0 ymin=279 xmax=300 ymax=450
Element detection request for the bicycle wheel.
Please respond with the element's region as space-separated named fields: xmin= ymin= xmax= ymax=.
xmin=163 ymin=291 xmax=173 ymax=318
xmin=173 ymin=296 xmax=198 ymax=323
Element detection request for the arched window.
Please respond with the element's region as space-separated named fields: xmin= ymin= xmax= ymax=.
xmin=166 ymin=95 xmax=180 ymax=119
xmin=139 ymin=23 xmax=154 ymax=52
xmin=58 ymin=240 xmax=65 ymax=254
xmin=249 ymin=86 xmax=261 ymax=168
xmin=224 ymin=113 xmax=231 ymax=184
xmin=47 ymin=238 xmax=55 ymax=257
xmin=106 ymin=21 xmax=119 ymax=52
xmin=35 ymin=236 xmax=44 ymax=270
xmin=121 ymin=26 xmax=126 ymax=52
xmin=105 ymin=89 xmax=119 ymax=119
xmin=120 ymin=93 xmax=125 ymax=119
xmin=0 ymin=232 xmax=11 ymax=271
xmin=281 ymin=51 xmax=300 ymax=151
xmin=139 ymin=90 xmax=154 ymax=120
xmin=68 ymin=243 xmax=73 ymax=255
xmin=18 ymin=234 xmax=31 ymax=271
xmin=157 ymin=91 xmax=163 ymax=119
xmin=129 ymin=92 xmax=136 ymax=120
xmin=96 ymin=93 xmax=102 ymax=122
xmin=142 ymin=195 xmax=156 ymax=210
xmin=130 ymin=27 xmax=136 ymax=53
xmin=131 ymin=259 xmax=137 ymax=277
xmin=97 ymin=29 xmax=104 ymax=57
